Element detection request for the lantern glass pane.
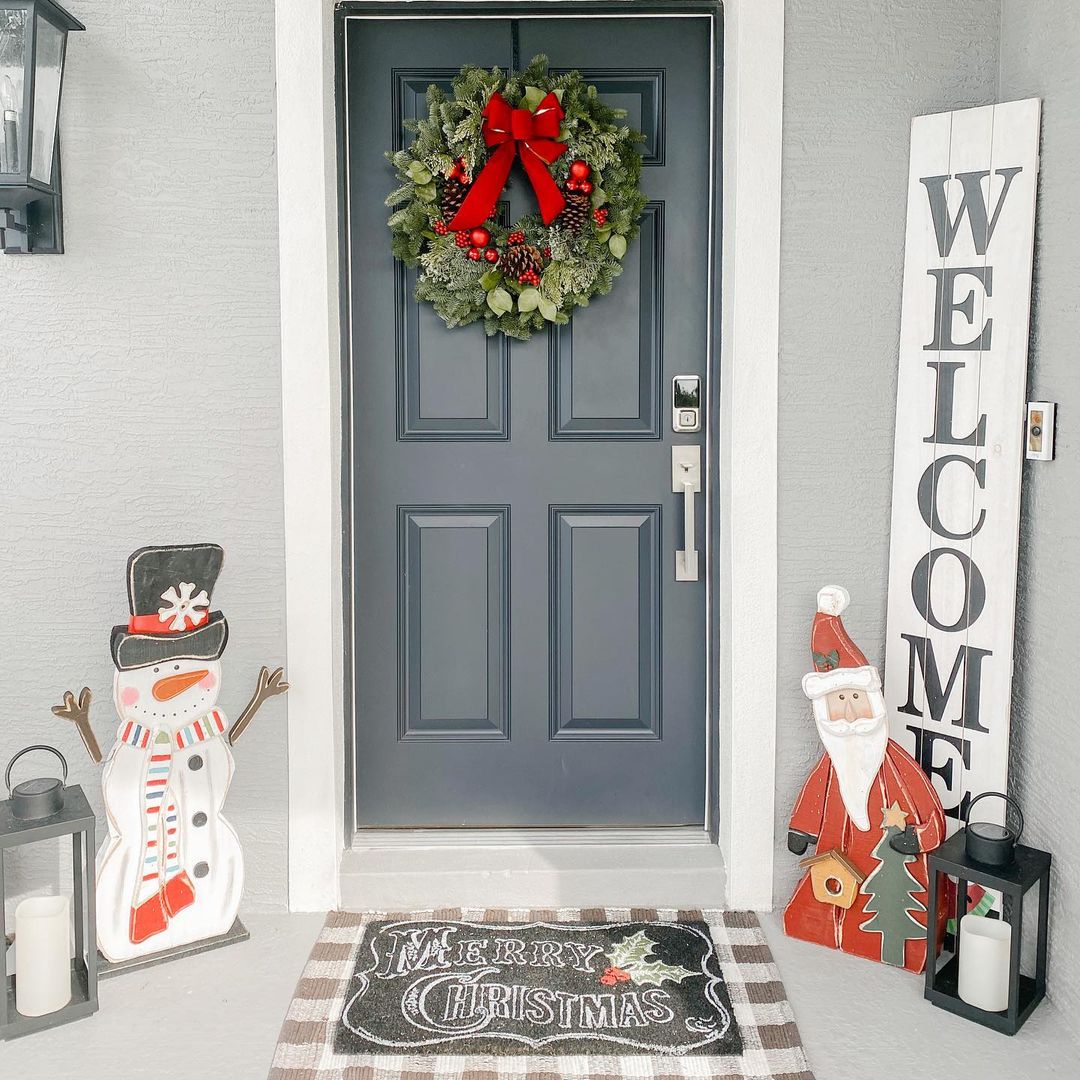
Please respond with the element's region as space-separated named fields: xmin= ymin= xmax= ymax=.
xmin=30 ymin=13 xmax=65 ymax=183
xmin=0 ymin=6 xmax=27 ymax=175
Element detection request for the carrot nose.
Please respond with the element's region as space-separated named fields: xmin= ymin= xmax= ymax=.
xmin=152 ymin=669 xmax=209 ymax=701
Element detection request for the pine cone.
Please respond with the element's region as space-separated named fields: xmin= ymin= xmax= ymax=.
xmin=501 ymin=242 xmax=543 ymax=281
xmin=440 ymin=178 xmax=469 ymax=222
xmin=554 ymin=189 xmax=590 ymax=233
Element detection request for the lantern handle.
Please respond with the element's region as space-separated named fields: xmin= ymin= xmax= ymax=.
xmin=5 ymin=745 xmax=69 ymax=797
xmin=966 ymin=790 xmax=1024 ymax=845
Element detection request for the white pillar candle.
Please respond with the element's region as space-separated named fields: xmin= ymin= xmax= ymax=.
xmin=957 ymin=912 xmax=1013 ymax=1012
xmin=14 ymin=895 xmax=71 ymax=1017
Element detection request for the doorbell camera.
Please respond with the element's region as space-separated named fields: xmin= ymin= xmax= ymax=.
xmin=1026 ymin=401 xmax=1056 ymax=461
xmin=673 ymin=376 xmax=701 ymax=432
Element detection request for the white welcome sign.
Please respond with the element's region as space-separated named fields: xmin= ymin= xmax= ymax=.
xmin=884 ymin=99 xmax=1041 ymax=831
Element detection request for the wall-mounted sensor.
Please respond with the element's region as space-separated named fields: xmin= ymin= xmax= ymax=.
xmin=1026 ymin=401 xmax=1056 ymax=461
xmin=672 ymin=376 xmax=701 ymax=432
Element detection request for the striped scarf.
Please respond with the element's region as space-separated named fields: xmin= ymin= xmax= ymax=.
xmin=118 ymin=709 xmax=228 ymax=901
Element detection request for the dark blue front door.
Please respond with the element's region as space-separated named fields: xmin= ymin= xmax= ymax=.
xmin=344 ymin=14 xmax=713 ymax=826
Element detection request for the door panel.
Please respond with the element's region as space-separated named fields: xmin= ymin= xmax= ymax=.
xmin=550 ymin=202 xmax=663 ymax=439
xmin=345 ymin=14 xmax=713 ymax=827
xmin=550 ymin=507 xmax=661 ymax=740
xmin=399 ymin=507 xmax=510 ymax=740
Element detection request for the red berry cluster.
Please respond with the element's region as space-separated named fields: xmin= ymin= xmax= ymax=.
xmin=447 ymin=156 xmax=472 ymax=184
xmin=462 ymin=226 xmax=498 ymax=264
xmin=434 ymin=220 xmax=450 ymax=236
xmin=518 ymin=269 xmax=540 ymax=286
xmin=542 ymin=246 xmax=552 ymax=259
xmin=566 ymin=159 xmax=593 ymax=193
xmin=593 ymin=208 xmax=609 ymax=226
xmin=508 ymin=230 xmax=526 ymax=245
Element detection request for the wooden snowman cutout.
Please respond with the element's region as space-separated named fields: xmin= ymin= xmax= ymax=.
xmin=53 ymin=544 xmax=288 ymax=963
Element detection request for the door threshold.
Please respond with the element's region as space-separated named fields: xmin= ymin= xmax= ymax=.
xmin=351 ymin=826 xmax=711 ymax=848
xmin=340 ymin=828 xmax=727 ymax=910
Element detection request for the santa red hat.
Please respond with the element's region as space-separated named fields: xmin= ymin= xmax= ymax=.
xmin=801 ymin=586 xmax=881 ymax=700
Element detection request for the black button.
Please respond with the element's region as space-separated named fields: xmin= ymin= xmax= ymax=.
xmin=194 ymin=861 xmax=209 ymax=879
xmin=188 ymin=754 xmax=203 ymax=771
xmin=192 ymin=812 xmax=207 ymax=827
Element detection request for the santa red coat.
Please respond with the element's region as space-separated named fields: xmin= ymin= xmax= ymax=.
xmin=784 ymin=738 xmax=947 ymax=973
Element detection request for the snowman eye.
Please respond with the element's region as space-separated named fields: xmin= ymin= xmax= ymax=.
xmin=852 ymin=693 xmax=859 ymax=699
xmin=174 ymin=664 xmax=180 ymax=670
xmin=153 ymin=667 xmax=160 ymax=673
xmin=838 ymin=693 xmax=845 ymax=700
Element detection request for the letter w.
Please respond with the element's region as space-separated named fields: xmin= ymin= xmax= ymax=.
xmin=920 ymin=168 xmax=1022 ymax=256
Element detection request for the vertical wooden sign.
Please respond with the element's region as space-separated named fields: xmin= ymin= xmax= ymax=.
xmin=884 ymin=100 xmax=1041 ymax=832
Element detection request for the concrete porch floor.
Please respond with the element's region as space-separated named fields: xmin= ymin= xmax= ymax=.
xmin=1 ymin=911 xmax=1078 ymax=1079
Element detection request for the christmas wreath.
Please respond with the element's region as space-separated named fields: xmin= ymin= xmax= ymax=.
xmin=386 ymin=56 xmax=647 ymax=340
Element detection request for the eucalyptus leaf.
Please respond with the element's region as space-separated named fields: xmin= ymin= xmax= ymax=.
xmin=411 ymin=167 xmax=432 ymax=185
xmin=609 ymin=234 xmax=628 ymax=259
xmin=487 ymin=287 xmax=514 ymax=315
xmin=590 ymin=188 xmax=607 ymax=208
xmin=538 ymin=297 xmax=559 ymax=322
xmin=523 ymin=85 xmax=545 ymax=110
xmin=416 ymin=182 xmax=437 ymax=202
xmin=596 ymin=226 xmax=613 ymax=243
xmin=517 ymin=287 xmax=542 ymax=312
xmin=480 ymin=269 xmax=503 ymax=291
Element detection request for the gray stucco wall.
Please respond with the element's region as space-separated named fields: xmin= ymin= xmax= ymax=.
xmin=775 ymin=0 xmax=1000 ymax=905
xmin=0 ymin=0 xmax=286 ymax=913
xmin=999 ymin=0 xmax=1080 ymax=1039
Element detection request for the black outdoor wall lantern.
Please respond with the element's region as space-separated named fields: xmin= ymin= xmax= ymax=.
xmin=0 ymin=0 xmax=83 ymax=254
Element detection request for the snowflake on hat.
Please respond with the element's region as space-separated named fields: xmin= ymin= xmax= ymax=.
xmin=157 ymin=582 xmax=210 ymax=632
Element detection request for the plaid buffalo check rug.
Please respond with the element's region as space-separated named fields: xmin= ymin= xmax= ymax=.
xmin=269 ymin=909 xmax=814 ymax=1080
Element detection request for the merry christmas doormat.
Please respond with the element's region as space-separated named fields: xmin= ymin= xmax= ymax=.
xmin=270 ymin=909 xmax=814 ymax=1080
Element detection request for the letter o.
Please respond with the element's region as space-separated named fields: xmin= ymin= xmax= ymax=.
xmin=911 ymin=548 xmax=986 ymax=632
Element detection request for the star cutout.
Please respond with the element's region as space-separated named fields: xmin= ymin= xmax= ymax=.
xmin=882 ymin=801 xmax=909 ymax=829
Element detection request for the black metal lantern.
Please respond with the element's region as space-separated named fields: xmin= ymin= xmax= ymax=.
xmin=1 ymin=745 xmax=98 ymax=1039
xmin=925 ymin=825 xmax=1051 ymax=1035
xmin=0 ymin=0 xmax=84 ymax=254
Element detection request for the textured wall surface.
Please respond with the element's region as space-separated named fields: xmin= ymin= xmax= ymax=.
xmin=999 ymin=0 xmax=1080 ymax=1040
xmin=774 ymin=0 xmax=999 ymax=905
xmin=0 ymin=0 xmax=286 ymax=912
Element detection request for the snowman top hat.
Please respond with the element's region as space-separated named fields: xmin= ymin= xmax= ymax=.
xmin=110 ymin=543 xmax=229 ymax=670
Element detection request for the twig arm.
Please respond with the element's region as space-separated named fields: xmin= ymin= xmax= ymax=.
xmin=228 ymin=666 xmax=289 ymax=745
xmin=52 ymin=687 xmax=103 ymax=764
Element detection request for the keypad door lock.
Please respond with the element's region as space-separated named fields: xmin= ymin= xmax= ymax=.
xmin=672 ymin=375 xmax=701 ymax=432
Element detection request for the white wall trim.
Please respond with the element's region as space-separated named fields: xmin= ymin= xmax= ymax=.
xmin=275 ymin=0 xmax=343 ymax=912
xmin=717 ymin=0 xmax=784 ymax=909
xmin=275 ymin=0 xmax=783 ymax=913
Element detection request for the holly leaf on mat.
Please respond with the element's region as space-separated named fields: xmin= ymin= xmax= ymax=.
xmin=606 ymin=931 xmax=697 ymax=987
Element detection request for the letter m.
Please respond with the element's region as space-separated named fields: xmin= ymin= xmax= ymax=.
xmin=375 ymin=927 xmax=454 ymax=978
xmin=920 ymin=168 xmax=1022 ymax=256
xmin=897 ymin=633 xmax=992 ymax=733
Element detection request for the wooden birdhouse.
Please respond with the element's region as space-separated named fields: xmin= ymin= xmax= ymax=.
xmin=799 ymin=849 xmax=866 ymax=910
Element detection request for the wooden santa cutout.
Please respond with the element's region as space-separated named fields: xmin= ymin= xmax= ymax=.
xmin=784 ymin=586 xmax=947 ymax=973
xmin=53 ymin=544 xmax=288 ymax=963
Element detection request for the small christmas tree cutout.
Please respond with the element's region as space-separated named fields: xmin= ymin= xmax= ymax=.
xmin=600 ymin=930 xmax=697 ymax=987
xmin=860 ymin=801 xmax=927 ymax=967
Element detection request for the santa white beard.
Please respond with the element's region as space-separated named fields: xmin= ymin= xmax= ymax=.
xmin=813 ymin=697 xmax=889 ymax=831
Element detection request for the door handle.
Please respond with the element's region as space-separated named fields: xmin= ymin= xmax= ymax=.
xmin=672 ymin=445 xmax=701 ymax=581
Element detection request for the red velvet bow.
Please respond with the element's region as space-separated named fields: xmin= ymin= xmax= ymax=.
xmin=448 ymin=91 xmax=568 ymax=229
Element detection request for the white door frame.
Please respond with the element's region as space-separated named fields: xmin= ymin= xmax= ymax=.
xmin=275 ymin=0 xmax=782 ymax=912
